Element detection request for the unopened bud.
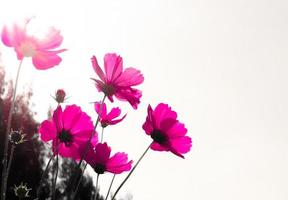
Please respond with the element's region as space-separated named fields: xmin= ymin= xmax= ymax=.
xmin=55 ymin=89 xmax=66 ymax=103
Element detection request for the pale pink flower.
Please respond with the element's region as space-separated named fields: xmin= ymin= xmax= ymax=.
xmin=1 ymin=18 xmax=66 ymax=69
xmin=91 ymin=53 xmax=144 ymax=109
xmin=94 ymin=102 xmax=126 ymax=128
xmin=39 ymin=105 xmax=97 ymax=160
xmin=84 ymin=142 xmax=132 ymax=174
xmin=142 ymin=103 xmax=192 ymax=158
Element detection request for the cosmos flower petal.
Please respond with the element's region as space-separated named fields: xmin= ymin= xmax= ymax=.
xmin=62 ymin=104 xmax=82 ymax=131
xmin=108 ymin=114 xmax=126 ymax=125
xmin=169 ymin=136 xmax=192 ymax=158
xmin=114 ymin=67 xmax=144 ymax=87
xmin=70 ymin=111 xmax=94 ymax=134
xmin=91 ymin=56 xmax=106 ymax=81
xmin=94 ymin=143 xmax=111 ymax=164
xmin=106 ymin=107 xmax=121 ymax=120
xmin=167 ymin=122 xmax=188 ymax=138
xmin=115 ymin=88 xmax=142 ymax=109
xmin=150 ymin=142 xmax=170 ymax=152
xmin=106 ymin=152 xmax=132 ymax=174
xmin=35 ymin=27 xmax=63 ymax=50
xmin=39 ymin=120 xmax=57 ymax=142
xmin=94 ymin=102 xmax=107 ymax=118
xmin=58 ymin=142 xmax=80 ymax=160
xmin=32 ymin=49 xmax=65 ymax=70
xmin=104 ymin=53 xmax=123 ymax=82
xmin=52 ymin=106 xmax=63 ymax=132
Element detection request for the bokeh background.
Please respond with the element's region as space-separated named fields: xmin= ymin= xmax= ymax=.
xmin=0 ymin=0 xmax=288 ymax=199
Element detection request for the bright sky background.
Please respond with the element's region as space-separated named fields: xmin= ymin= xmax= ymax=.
xmin=1 ymin=0 xmax=288 ymax=200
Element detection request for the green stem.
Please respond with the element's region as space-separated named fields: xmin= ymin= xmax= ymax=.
xmin=52 ymin=154 xmax=58 ymax=200
xmin=1 ymin=59 xmax=23 ymax=200
xmin=70 ymin=95 xmax=106 ymax=199
xmin=94 ymin=174 xmax=100 ymax=200
xmin=4 ymin=145 xmax=15 ymax=188
xmin=105 ymin=175 xmax=115 ymax=200
xmin=36 ymin=154 xmax=54 ymax=198
xmin=100 ymin=127 xmax=104 ymax=143
xmin=111 ymin=143 xmax=151 ymax=200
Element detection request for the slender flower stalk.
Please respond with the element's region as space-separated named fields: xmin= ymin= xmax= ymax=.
xmin=94 ymin=174 xmax=99 ymax=200
xmin=1 ymin=59 xmax=23 ymax=200
xmin=36 ymin=154 xmax=54 ymax=199
xmin=52 ymin=153 xmax=58 ymax=200
xmin=111 ymin=143 xmax=151 ymax=200
xmin=105 ymin=175 xmax=116 ymax=200
xmin=100 ymin=127 xmax=104 ymax=143
xmin=71 ymin=95 xmax=106 ymax=199
xmin=4 ymin=145 xmax=16 ymax=189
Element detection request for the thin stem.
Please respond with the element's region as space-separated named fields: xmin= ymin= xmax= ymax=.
xmin=52 ymin=154 xmax=58 ymax=200
xmin=111 ymin=143 xmax=151 ymax=200
xmin=94 ymin=174 xmax=99 ymax=200
xmin=4 ymin=145 xmax=15 ymax=188
xmin=1 ymin=59 xmax=23 ymax=200
xmin=36 ymin=154 xmax=54 ymax=198
xmin=70 ymin=95 xmax=106 ymax=199
xmin=71 ymin=163 xmax=87 ymax=200
xmin=105 ymin=175 xmax=115 ymax=200
xmin=100 ymin=128 xmax=104 ymax=143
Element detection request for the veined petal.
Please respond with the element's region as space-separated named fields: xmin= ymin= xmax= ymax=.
xmin=91 ymin=55 xmax=106 ymax=82
xmin=39 ymin=120 xmax=57 ymax=142
xmin=104 ymin=53 xmax=123 ymax=82
xmin=94 ymin=143 xmax=111 ymax=164
xmin=153 ymin=103 xmax=177 ymax=129
xmin=62 ymin=104 xmax=82 ymax=131
xmin=106 ymin=107 xmax=121 ymax=120
xmin=115 ymin=88 xmax=142 ymax=109
xmin=106 ymin=152 xmax=132 ymax=174
xmin=32 ymin=49 xmax=66 ymax=70
xmin=169 ymin=136 xmax=192 ymax=158
xmin=94 ymin=102 xmax=107 ymax=118
xmin=108 ymin=114 xmax=126 ymax=125
xmin=114 ymin=67 xmax=144 ymax=87
xmin=35 ymin=27 xmax=63 ymax=50
xmin=53 ymin=106 xmax=63 ymax=132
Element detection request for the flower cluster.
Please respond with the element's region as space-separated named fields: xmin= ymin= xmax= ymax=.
xmin=0 ymin=18 xmax=192 ymax=200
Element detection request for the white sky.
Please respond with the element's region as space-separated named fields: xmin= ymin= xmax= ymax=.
xmin=1 ymin=0 xmax=288 ymax=200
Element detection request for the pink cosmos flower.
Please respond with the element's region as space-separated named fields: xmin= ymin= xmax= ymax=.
xmin=142 ymin=103 xmax=192 ymax=158
xmin=1 ymin=18 xmax=66 ymax=69
xmin=84 ymin=142 xmax=132 ymax=174
xmin=39 ymin=104 xmax=97 ymax=160
xmin=94 ymin=102 xmax=126 ymax=128
xmin=91 ymin=53 xmax=144 ymax=109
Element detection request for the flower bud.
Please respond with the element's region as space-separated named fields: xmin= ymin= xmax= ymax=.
xmin=55 ymin=89 xmax=66 ymax=103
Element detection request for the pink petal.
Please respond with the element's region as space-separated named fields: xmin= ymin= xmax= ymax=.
xmin=94 ymin=102 xmax=107 ymax=118
xmin=108 ymin=114 xmax=126 ymax=125
xmin=53 ymin=106 xmax=63 ymax=132
xmin=94 ymin=143 xmax=111 ymax=164
xmin=35 ymin=27 xmax=63 ymax=50
xmin=106 ymin=107 xmax=121 ymax=120
xmin=150 ymin=142 xmax=170 ymax=152
xmin=159 ymin=118 xmax=178 ymax=133
xmin=91 ymin=55 xmax=106 ymax=82
xmin=32 ymin=49 xmax=66 ymax=70
xmin=166 ymin=122 xmax=188 ymax=138
xmin=169 ymin=136 xmax=192 ymax=158
xmin=82 ymin=143 xmax=97 ymax=166
xmin=1 ymin=26 xmax=13 ymax=47
xmin=106 ymin=152 xmax=132 ymax=174
xmin=39 ymin=120 xmax=57 ymax=142
xmin=115 ymin=88 xmax=142 ymax=109
xmin=58 ymin=142 xmax=80 ymax=160
xmin=153 ymin=103 xmax=177 ymax=129
xmin=62 ymin=104 xmax=82 ymax=131
xmin=70 ymin=111 xmax=94 ymax=134
xmin=104 ymin=53 xmax=123 ymax=82
xmin=114 ymin=67 xmax=144 ymax=87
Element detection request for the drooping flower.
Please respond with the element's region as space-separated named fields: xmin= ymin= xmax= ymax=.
xmin=1 ymin=18 xmax=66 ymax=69
xmin=39 ymin=104 xmax=97 ymax=160
xmin=142 ymin=103 xmax=192 ymax=158
xmin=84 ymin=142 xmax=132 ymax=174
xmin=94 ymin=102 xmax=126 ymax=128
xmin=91 ymin=53 xmax=144 ymax=109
